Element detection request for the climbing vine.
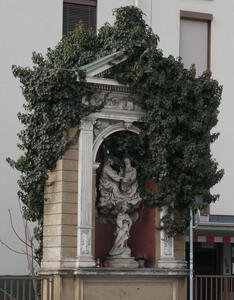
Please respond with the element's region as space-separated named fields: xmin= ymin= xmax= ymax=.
xmin=8 ymin=6 xmax=223 ymax=261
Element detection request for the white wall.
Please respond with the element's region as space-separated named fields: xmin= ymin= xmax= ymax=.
xmin=158 ymin=0 xmax=234 ymax=215
xmin=97 ymin=0 xmax=134 ymax=28
xmin=207 ymin=1 xmax=234 ymax=215
xmin=0 ymin=0 xmax=63 ymax=275
xmin=98 ymin=0 xmax=234 ymax=215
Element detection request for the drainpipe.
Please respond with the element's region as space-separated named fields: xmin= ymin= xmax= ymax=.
xmin=189 ymin=209 xmax=193 ymax=300
xmin=150 ymin=0 xmax=152 ymax=27
xmin=190 ymin=197 xmax=201 ymax=300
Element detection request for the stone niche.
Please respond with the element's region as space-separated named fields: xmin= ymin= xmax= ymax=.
xmin=40 ymin=53 xmax=188 ymax=300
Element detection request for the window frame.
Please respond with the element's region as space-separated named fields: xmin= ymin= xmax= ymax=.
xmin=63 ymin=0 xmax=97 ymax=35
xmin=180 ymin=10 xmax=213 ymax=71
xmin=63 ymin=0 xmax=96 ymax=7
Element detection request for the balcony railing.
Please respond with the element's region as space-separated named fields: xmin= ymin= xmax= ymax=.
xmin=0 ymin=276 xmax=54 ymax=300
xmin=194 ymin=275 xmax=234 ymax=300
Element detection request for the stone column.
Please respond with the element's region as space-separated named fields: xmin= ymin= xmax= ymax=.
xmin=77 ymin=119 xmax=96 ymax=267
xmin=158 ymin=207 xmax=187 ymax=269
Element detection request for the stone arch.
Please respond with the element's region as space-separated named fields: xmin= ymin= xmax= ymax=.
xmin=93 ymin=121 xmax=156 ymax=266
xmin=93 ymin=121 xmax=140 ymax=163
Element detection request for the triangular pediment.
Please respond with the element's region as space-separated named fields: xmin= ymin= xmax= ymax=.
xmin=77 ymin=51 xmax=127 ymax=86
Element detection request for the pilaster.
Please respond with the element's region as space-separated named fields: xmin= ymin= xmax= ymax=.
xmin=77 ymin=119 xmax=96 ymax=267
xmin=158 ymin=207 xmax=186 ymax=269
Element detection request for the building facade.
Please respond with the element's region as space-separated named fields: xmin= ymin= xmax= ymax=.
xmin=186 ymin=212 xmax=234 ymax=276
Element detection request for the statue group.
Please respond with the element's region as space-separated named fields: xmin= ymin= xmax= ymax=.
xmin=98 ymin=157 xmax=142 ymax=267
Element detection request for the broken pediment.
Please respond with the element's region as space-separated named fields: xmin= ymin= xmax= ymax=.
xmin=77 ymin=51 xmax=127 ymax=86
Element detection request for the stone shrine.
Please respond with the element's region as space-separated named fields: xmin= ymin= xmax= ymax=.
xmin=39 ymin=52 xmax=188 ymax=300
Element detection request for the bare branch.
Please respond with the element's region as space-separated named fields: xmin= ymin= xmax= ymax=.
xmin=4 ymin=202 xmax=39 ymax=299
xmin=0 ymin=239 xmax=27 ymax=256
xmin=8 ymin=209 xmax=31 ymax=248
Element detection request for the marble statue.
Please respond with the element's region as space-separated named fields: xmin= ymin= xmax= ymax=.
xmin=98 ymin=156 xmax=142 ymax=267
xmin=109 ymin=211 xmax=132 ymax=257
xmin=99 ymin=157 xmax=141 ymax=213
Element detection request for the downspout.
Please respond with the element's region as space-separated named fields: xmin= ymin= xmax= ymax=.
xmin=189 ymin=209 xmax=194 ymax=300
xmin=150 ymin=0 xmax=152 ymax=27
xmin=135 ymin=0 xmax=153 ymax=27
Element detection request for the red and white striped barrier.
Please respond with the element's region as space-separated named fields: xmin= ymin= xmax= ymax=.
xmin=186 ymin=236 xmax=234 ymax=243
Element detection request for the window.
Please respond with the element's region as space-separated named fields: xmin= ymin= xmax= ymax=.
xmin=179 ymin=10 xmax=213 ymax=75
xmin=63 ymin=0 xmax=97 ymax=35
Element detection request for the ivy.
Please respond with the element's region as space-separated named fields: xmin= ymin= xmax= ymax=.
xmin=8 ymin=6 xmax=223 ymax=262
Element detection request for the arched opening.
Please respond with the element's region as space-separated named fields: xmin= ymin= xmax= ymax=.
xmin=94 ymin=128 xmax=156 ymax=267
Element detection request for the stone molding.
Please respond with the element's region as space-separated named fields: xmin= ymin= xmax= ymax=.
xmin=40 ymin=267 xmax=189 ymax=277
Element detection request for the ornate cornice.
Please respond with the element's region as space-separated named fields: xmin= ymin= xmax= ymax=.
xmin=87 ymin=82 xmax=133 ymax=93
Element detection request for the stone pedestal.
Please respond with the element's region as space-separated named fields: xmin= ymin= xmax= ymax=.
xmin=40 ymin=268 xmax=188 ymax=300
xmin=104 ymin=257 xmax=138 ymax=268
xmin=158 ymin=258 xmax=187 ymax=269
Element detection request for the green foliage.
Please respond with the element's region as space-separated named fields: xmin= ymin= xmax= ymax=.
xmin=137 ymin=62 xmax=224 ymax=235
xmin=8 ymin=5 xmax=223 ymax=261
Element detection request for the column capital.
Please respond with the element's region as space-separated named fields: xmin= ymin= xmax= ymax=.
xmin=80 ymin=118 xmax=95 ymax=131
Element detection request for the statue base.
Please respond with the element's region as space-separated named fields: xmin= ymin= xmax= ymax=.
xmin=104 ymin=256 xmax=138 ymax=268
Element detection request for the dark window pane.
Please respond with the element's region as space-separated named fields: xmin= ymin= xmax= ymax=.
xmin=63 ymin=3 xmax=96 ymax=35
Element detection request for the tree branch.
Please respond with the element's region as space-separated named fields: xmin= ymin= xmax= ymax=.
xmin=8 ymin=209 xmax=31 ymax=248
